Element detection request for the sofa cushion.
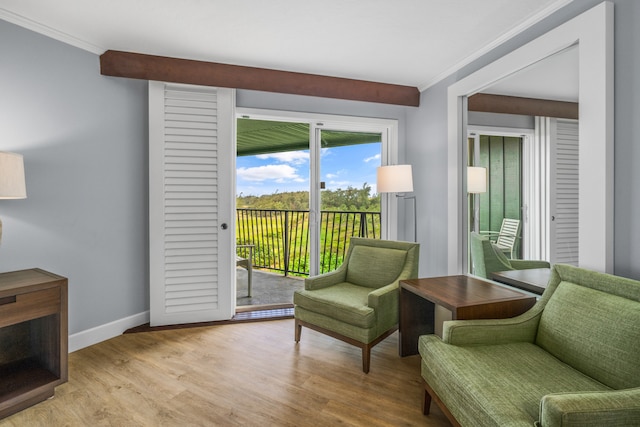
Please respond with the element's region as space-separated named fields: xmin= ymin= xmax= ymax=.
xmin=345 ymin=245 xmax=407 ymax=288
xmin=293 ymin=282 xmax=374 ymax=328
xmin=536 ymin=281 xmax=640 ymax=390
xmin=419 ymin=336 xmax=610 ymax=427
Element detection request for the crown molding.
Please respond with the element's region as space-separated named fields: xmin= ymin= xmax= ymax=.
xmin=0 ymin=8 xmax=104 ymax=54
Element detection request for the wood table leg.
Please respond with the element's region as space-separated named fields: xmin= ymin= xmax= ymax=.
xmin=399 ymin=287 xmax=435 ymax=356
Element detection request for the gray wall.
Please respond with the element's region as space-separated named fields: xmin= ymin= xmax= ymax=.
xmin=0 ymin=20 xmax=149 ymax=334
xmin=409 ymin=0 xmax=640 ymax=280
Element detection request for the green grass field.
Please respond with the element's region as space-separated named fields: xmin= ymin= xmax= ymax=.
xmin=236 ymin=210 xmax=381 ymax=276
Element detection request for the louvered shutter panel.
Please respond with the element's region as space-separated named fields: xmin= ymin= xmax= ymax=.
xmin=149 ymin=82 xmax=235 ymax=326
xmin=550 ymin=119 xmax=579 ymax=265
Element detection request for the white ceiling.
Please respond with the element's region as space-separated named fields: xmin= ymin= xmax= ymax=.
xmin=0 ymin=0 xmax=575 ymax=91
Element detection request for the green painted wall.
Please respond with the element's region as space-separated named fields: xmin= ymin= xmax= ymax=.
xmin=478 ymin=135 xmax=522 ymax=255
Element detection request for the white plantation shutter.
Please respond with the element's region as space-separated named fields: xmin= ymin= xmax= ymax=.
xmin=550 ymin=118 xmax=579 ymax=266
xmin=149 ymin=82 xmax=235 ymax=326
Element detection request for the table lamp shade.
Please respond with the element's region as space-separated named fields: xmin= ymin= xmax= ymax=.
xmin=467 ymin=166 xmax=487 ymax=194
xmin=0 ymin=152 xmax=27 ymax=199
xmin=377 ymin=165 xmax=413 ymax=193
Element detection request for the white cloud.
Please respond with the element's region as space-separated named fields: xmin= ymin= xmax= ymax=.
xmin=326 ymin=168 xmax=348 ymax=180
xmin=364 ymin=153 xmax=381 ymax=163
xmin=327 ymin=180 xmax=351 ymax=188
xmin=256 ymin=151 xmax=309 ymax=165
xmin=237 ymin=164 xmax=305 ymax=183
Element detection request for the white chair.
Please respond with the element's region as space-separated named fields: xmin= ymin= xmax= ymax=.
xmin=481 ymin=218 xmax=520 ymax=259
xmin=236 ymin=244 xmax=254 ymax=297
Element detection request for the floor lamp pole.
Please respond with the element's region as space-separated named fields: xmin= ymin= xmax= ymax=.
xmin=397 ymin=194 xmax=417 ymax=242
xmin=473 ymin=193 xmax=480 ymax=233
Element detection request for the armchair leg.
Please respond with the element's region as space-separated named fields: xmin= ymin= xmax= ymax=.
xmin=423 ymin=386 xmax=432 ymax=415
xmin=294 ymin=319 xmax=397 ymax=374
xmin=294 ymin=320 xmax=302 ymax=343
xmin=362 ymin=346 xmax=371 ymax=374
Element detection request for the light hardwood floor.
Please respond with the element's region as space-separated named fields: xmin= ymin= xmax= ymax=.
xmin=2 ymin=319 xmax=450 ymax=426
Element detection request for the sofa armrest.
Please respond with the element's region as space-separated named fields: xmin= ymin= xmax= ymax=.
xmin=537 ymin=388 xmax=640 ymax=427
xmin=368 ymin=282 xmax=399 ymax=332
xmin=443 ymin=307 xmax=543 ymax=346
xmin=510 ymin=259 xmax=551 ymax=269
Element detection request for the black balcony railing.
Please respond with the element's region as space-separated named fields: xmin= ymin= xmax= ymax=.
xmin=236 ymin=209 xmax=381 ymax=276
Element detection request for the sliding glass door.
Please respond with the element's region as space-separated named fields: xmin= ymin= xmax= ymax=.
xmin=235 ymin=111 xmax=396 ymax=305
xmin=311 ymin=127 xmax=382 ymax=276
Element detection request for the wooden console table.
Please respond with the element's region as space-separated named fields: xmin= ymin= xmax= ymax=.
xmin=0 ymin=269 xmax=68 ymax=419
xmin=399 ymin=275 xmax=536 ymax=356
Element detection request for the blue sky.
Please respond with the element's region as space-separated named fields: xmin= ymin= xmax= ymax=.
xmin=236 ymin=142 xmax=382 ymax=196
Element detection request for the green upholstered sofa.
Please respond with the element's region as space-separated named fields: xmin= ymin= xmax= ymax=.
xmin=419 ymin=264 xmax=640 ymax=427
xmin=470 ymin=231 xmax=550 ymax=279
xmin=294 ymin=237 xmax=419 ymax=373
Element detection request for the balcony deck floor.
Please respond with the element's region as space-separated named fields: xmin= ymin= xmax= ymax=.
xmin=236 ymin=268 xmax=304 ymax=307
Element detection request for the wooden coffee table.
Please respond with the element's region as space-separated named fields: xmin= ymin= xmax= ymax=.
xmin=399 ymin=275 xmax=536 ymax=356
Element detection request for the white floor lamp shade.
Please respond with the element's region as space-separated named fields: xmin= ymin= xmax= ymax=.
xmin=467 ymin=166 xmax=486 ymax=234
xmin=377 ymin=164 xmax=416 ymax=242
xmin=0 ymin=152 xmax=27 ymax=242
xmin=467 ymin=166 xmax=487 ymax=194
xmin=377 ymin=165 xmax=414 ymax=193
xmin=0 ymin=152 xmax=27 ymax=199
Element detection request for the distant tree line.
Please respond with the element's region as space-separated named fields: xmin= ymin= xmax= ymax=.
xmin=237 ymin=183 xmax=380 ymax=212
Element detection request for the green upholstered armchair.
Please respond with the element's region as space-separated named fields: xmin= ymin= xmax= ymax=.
xmin=419 ymin=264 xmax=640 ymax=426
xmin=470 ymin=231 xmax=550 ymax=279
xmin=294 ymin=237 xmax=419 ymax=373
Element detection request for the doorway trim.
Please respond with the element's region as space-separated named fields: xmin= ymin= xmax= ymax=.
xmin=447 ymin=2 xmax=614 ymax=274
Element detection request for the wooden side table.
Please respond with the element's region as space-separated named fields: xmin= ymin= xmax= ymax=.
xmin=399 ymin=275 xmax=536 ymax=356
xmin=0 ymin=269 xmax=68 ymax=419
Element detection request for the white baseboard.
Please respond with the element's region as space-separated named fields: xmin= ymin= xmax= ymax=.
xmin=69 ymin=311 xmax=149 ymax=353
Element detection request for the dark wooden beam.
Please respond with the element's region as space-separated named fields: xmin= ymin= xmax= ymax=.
xmin=468 ymin=93 xmax=578 ymax=120
xmin=100 ymin=50 xmax=420 ymax=107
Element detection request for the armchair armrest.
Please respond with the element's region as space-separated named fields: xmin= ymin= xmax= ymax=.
xmin=236 ymin=244 xmax=254 ymax=262
xmin=368 ymin=282 xmax=399 ymax=332
xmin=367 ymin=282 xmax=398 ymax=309
xmin=304 ymin=265 xmax=347 ymax=290
xmin=443 ymin=305 xmax=543 ymax=346
xmin=510 ymin=259 xmax=551 ymax=269
xmin=538 ymin=388 xmax=640 ymax=427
